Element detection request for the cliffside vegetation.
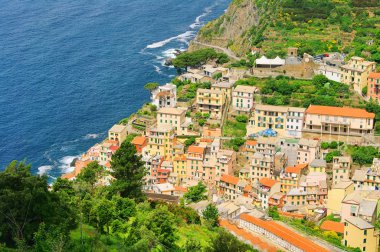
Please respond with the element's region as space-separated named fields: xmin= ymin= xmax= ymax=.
xmin=192 ymin=0 xmax=380 ymax=62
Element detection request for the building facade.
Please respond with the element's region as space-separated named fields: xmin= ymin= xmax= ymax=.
xmin=341 ymin=56 xmax=376 ymax=94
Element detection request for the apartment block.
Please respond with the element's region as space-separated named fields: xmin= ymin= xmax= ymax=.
xmin=343 ymin=217 xmax=379 ymax=252
xmin=367 ymin=72 xmax=380 ymax=103
xmin=297 ymin=138 xmax=320 ymax=164
xmin=151 ymin=83 xmax=177 ymax=109
xmin=285 ymin=107 xmax=306 ymax=138
xmin=211 ymin=81 xmax=234 ymax=101
xmin=196 ymin=88 xmax=225 ymax=119
xmin=232 ymin=85 xmax=258 ymax=114
xmin=333 ymin=156 xmax=352 ymax=185
xmin=145 ymin=125 xmax=175 ymax=160
xmin=108 ymin=124 xmax=128 ymax=146
xmin=341 ymin=56 xmax=376 ymax=93
xmin=304 ymin=105 xmax=375 ymax=136
xmin=157 ymin=107 xmax=191 ymax=135
xmin=186 ymin=145 xmax=206 ymax=180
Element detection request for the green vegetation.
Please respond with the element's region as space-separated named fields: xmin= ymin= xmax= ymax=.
xmin=184 ymin=181 xmax=207 ymax=203
xmin=223 ymin=118 xmax=247 ymax=138
xmin=172 ymin=49 xmax=229 ymax=71
xmin=1 ymin=154 xmax=257 ymax=251
xmin=144 ymin=82 xmax=159 ymax=92
xmin=184 ymin=136 xmax=196 ymax=148
xmin=197 ymin=0 xmax=380 ymax=63
xmin=346 ymin=145 xmax=380 ymax=166
xmin=281 ymin=216 xmax=359 ymax=251
xmin=325 ymin=150 xmax=342 ymax=162
xmin=321 ymin=141 xmax=343 ymax=150
xmin=224 ymin=137 xmax=245 ymax=152
xmin=172 ymin=78 xmax=211 ymax=102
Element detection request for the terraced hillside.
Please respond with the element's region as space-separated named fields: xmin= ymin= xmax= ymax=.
xmin=190 ymin=0 xmax=380 ymax=62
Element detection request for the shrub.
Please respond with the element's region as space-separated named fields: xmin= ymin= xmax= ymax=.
xmin=235 ymin=115 xmax=248 ymax=123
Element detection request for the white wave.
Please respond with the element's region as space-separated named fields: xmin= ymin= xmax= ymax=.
xmin=37 ymin=165 xmax=52 ymax=176
xmin=146 ymin=31 xmax=195 ymax=49
xmin=190 ymin=7 xmax=212 ymax=29
xmin=58 ymin=155 xmax=79 ymax=174
xmin=154 ymin=65 xmax=162 ymax=74
xmin=84 ymin=133 xmax=101 ymax=140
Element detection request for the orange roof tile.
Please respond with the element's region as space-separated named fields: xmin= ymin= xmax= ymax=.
xmin=220 ymin=174 xmax=239 ymax=185
xmin=243 ymin=185 xmax=252 ymax=192
xmin=259 ymin=178 xmax=278 ymax=188
xmin=200 ymin=138 xmax=213 ymax=143
xmin=306 ymin=105 xmax=375 ymax=119
xmin=174 ymin=186 xmax=188 ymax=193
xmin=62 ymin=173 xmax=75 ymax=180
xmin=240 ymin=214 xmax=329 ymax=252
xmin=110 ymin=145 xmax=119 ymax=152
xmin=188 ymin=145 xmax=205 ymax=154
xmin=246 ymin=140 xmax=257 ymax=146
xmin=369 ymin=72 xmax=380 ymax=79
xmin=220 ymin=219 xmax=277 ymax=252
xmin=285 ymin=163 xmax=308 ymax=173
xmin=104 ymin=162 xmax=111 ymax=168
xmin=320 ymin=220 xmax=344 ymax=234
xmin=131 ymin=136 xmax=147 ymax=145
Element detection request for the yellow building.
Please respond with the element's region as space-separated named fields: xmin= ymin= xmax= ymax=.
xmin=173 ymin=154 xmax=187 ymax=183
xmin=248 ymin=104 xmax=288 ymax=136
xmin=327 ymin=180 xmax=354 ymax=215
xmin=108 ymin=124 xmax=128 ymax=146
xmin=343 ymin=216 xmax=378 ymax=252
xmin=197 ymin=88 xmax=225 ymax=120
xmin=211 ymin=81 xmax=234 ymax=102
xmin=146 ymin=125 xmax=175 ymax=160
xmin=157 ymin=107 xmax=190 ymax=135
xmin=309 ymin=159 xmax=326 ymax=173
xmin=341 ymin=56 xmax=376 ymax=94
xmin=280 ymin=163 xmax=308 ymax=193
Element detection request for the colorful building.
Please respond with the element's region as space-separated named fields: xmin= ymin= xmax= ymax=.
xmin=343 ymin=216 xmax=379 ymax=252
xmin=232 ymin=85 xmax=258 ymax=114
xmin=367 ymin=72 xmax=380 ymax=103
xmin=341 ymin=56 xmax=376 ymax=94
xmin=108 ymin=124 xmax=128 ymax=146
xmin=196 ymin=88 xmax=225 ymax=120
xmin=304 ymin=105 xmax=375 ymax=136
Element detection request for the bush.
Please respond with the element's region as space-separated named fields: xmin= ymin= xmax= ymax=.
xmin=325 ymin=151 xmax=342 ymax=162
xmin=235 ymin=115 xmax=248 ymax=123
xmin=321 ymin=142 xmax=330 ymax=149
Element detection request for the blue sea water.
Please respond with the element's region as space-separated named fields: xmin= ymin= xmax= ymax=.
xmin=0 ymin=0 xmax=229 ymax=178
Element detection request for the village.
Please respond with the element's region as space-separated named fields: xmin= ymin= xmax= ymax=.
xmin=63 ymin=47 xmax=380 ymax=252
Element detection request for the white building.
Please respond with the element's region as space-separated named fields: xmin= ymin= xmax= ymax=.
xmin=315 ymin=64 xmax=342 ymax=82
xmin=151 ymin=83 xmax=177 ymax=109
xmin=232 ymin=85 xmax=258 ymax=114
xmin=285 ymin=107 xmax=306 ymax=138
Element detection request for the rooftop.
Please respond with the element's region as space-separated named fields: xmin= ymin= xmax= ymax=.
xmin=109 ymin=124 xmax=126 ymax=133
xmin=240 ymin=214 xmax=329 ymax=252
xmin=220 ymin=174 xmax=239 ymax=185
xmin=332 ymin=180 xmax=353 ymax=189
xmin=212 ymin=81 xmax=234 ymax=89
xmin=306 ymin=105 xmax=375 ymax=119
xmin=255 ymin=104 xmax=288 ymax=113
xmin=346 ymin=216 xmax=374 ymax=230
xmin=234 ymin=85 xmax=258 ymax=93
xmin=369 ymin=72 xmax=380 ymax=79
xmin=188 ymin=145 xmax=206 ymax=154
xmin=197 ymin=88 xmax=223 ymax=95
xmin=310 ymin=159 xmax=327 ymax=168
xmin=131 ymin=136 xmax=147 ymax=145
xmin=320 ymin=221 xmax=344 ymax=234
xmin=158 ymin=107 xmax=186 ymax=115
xmin=298 ymin=138 xmax=319 ymax=147
xmin=285 ymin=163 xmax=308 ymax=173
xmin=259 ymin=178 xmax=278 ymax=188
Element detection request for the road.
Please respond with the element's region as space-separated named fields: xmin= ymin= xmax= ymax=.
xmin=192 ymin=40 xmax=241 ymax=61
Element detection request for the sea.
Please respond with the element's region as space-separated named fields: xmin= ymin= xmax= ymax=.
xmin=0 ymin=0 xmax=230 ymax=179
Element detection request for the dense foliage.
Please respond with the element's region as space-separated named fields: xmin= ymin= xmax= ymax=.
xmin=173 ymin=49 xmax=229 ymax=70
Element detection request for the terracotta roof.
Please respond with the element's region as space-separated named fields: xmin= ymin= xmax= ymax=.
xmin=220 ymin=174 xmax=239 ymax=185
xmin=259 ymin=178 xmax=278 ymax=188
xmin=188 ymin=145 xmax=205 ymax=154
xmin=174 ymin=156 xmax=187 ymax=161
xmin=243 ymin=185 xmax=252 ymax=192
xmin=62 ymin=173 xmax=75 ymax=180
xmin=369 ymin=72 xmax=380 ymax=79
xmin=131 ymin=136 xmax=147 ymax=145
xmin=285 ymin=163 xmax=308 ymax=173
xmin=200 ymin=138 xmax=213 ymax=143
xmin=306 ymin=105 xmax=375 ymax=119
xmin=240 ymin=214 xmax=329 ymax=252
xmin=320 ymin=221 xmax=344 ymax=234
xmin=110 ymin=145 xmax=119 ymax=152
xmin=104 ymin=162 xmax=111 ymax=168
xmin=246 ymin=140 xmax=257 ymax=146
xmin=174 ymin=186 xmax=188 ymax=193
xmin=220 ymin=219 xmax=277 ymax=252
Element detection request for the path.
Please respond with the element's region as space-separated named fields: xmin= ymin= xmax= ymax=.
xmin=192 ymin=40 xmax=241 ymax=61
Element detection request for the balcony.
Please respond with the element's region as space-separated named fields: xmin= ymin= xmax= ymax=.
xmin=321 ymin=118 xmax=350 ymax=125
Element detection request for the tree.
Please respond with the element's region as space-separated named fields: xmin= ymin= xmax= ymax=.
xmin=268 ymin=206 xmax=280 ymax=220
xmin=184 ymin=137 xmax=196 ymax=147
xmin=172 ymin=48 xmax=225 ymax=70
xmin=362 ymin=86 xmax=368 ymax=96
xmin=91 ymin=198 xmax=115 ymax=235
xmin=76 ymin=161 xmax=103 ymax=188
xmin=0 ymin=161 xmax=75 ymax=247
xmin=312 ymin=74 xmax=329 ymax=87
xmin=202 ymin=204 xmax=219 ymax=227
xmin=145 ymin=205 xmax=177 ymax=248
xmin=182 ymin=239 xmax=202 ymax=251
xmin=144 ymin=82 xmax=159 ymax=92
xmin=325 ymin=151 xmax=342 ymax=162
xmin=352 ymin=146 xmax=380 ymax=166
xmin=210 ymin=229 xmax=257 ymax=252
xmin=184 ymin=181 xmax=207 ymax=203
xmin=110 ymin=141 xmax=147 ymax=201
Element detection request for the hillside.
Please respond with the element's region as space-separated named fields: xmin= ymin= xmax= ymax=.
xmin=190 ymin=0 xmax=380 ymax=61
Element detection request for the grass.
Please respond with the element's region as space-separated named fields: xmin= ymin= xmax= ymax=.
xmin=175 ymin=224 xmax=217 ymax=249
xmin=223 ymin=119 xmax=247 ymax=137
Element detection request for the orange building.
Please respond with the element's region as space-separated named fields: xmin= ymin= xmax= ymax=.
xmin=367 ymin=72 xmax=380 ymax=102
xmin=131 ymin=136 xmax=148 ymax=153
